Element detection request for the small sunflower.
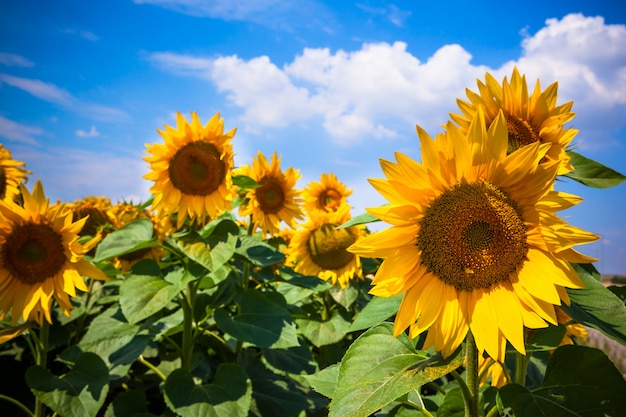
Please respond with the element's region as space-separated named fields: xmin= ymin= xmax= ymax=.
xmin=450 ymin=67 xmax=577 ymax=174
xmin=348 ymin=108 xmax=598 ymax=362
xmin=0 ymin=144 xmax=30 ymax=204
xmin=144 ymin=112 xmax=236 ymax=229
xmin=302 ymin=172 xmax=353 ymax=214
xmin=286 ymin=206 xmax=363 ymax=288
xmin=0 ymin=181 xmax=107 ymax=325
xmin=235 ymin=151 xmax=303 ymax=236
xmin=67 ymin=196 xmax=113 ymax=237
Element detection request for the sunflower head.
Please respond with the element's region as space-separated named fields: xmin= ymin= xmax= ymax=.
xmin=302 ymin=172 xmax=353 ymax=214
xmin=0 ymin=180 xmax=107 ymax=325
xmin=235 ymin=151 xmax=303 ymax=236
xmin=144 ymin=112 xmax=236 ymax=229
xmin=349 ymin=108 xmax=597 ymax=361
xmin=67 ymin=196 xmax=113 ymax=237
xmin=0 ymin=144 xmax=30 ymax=204
xmin=286 ymin=205 xmax=364 ymax=288
xmin=450 ymin=67 xmax=577 ymax=175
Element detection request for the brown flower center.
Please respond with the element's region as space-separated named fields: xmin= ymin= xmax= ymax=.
xmin=168 ymin=141 xmax=226 ymax=196
xmin=317 ymin=188 xmax=342 ymax=211
xmin=73 ymin=207 xmax=110 ymax=237
xmin=307 ymin=223 xmax=356 ymax=270
xmin=2 ymin=223 xmax=67 ymax=284
xmin=417 ymin=181 xmax=528 ymax=291
xmin=256 ymin=176 xmax=285 ymax=214
xmin=506 ymin=115 xmax=541 ymax=154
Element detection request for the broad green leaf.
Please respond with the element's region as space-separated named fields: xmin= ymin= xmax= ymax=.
xmin=275 ymin=268 xmax=331 ymax=304
xmin=349 ymin=294 xmax=403 ymax=332
xmin=329 ymin=323 xmax=464 ymax=417
xmin=499 ymin=345 xmax=626 ymax=417
xmin=297 ymin=309 xmax=352 ymax=348
xmin=304 ymin=363 xmax=340 ymax=398
xmin=164 ymin=364 xmax=252 ymax=417
xmin=337 ymin=212 xmax=381 ymax=229
xmin=94 ymin=218 xmax=157 ymax=262
xmin=119 ymin=273 xmax=180 ymax=324
xmin=526 ymin=324 xmax=566 ymax=352
xmin=235 ymin=235 xmax=285 ymax=267
xmin=26 ymin=352 xmax=109 ymax=417
xmin=262 ymin=338 xmax=316 ymax=374
xmin=563 ymin=263 xmax=626 ymax=345
xmin=435 ymin=387 xmax=465 ymax=417
xmin=104 ymin=389 xmax=156 ymax=417
xmin=330 ymin=285 xmax=360 ymax=309
xmin=214 ymin=290 xmax=299 ymax=348
xmin=564 ymin=150 xmax=626 ymax=188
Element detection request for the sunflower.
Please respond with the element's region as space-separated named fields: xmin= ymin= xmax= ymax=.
xmin=478 ymin=356 xmax=508 ymax=388
xmin=0 ymin=181 xmax=107 ymax=325
xmin=286 ymin=206 xmax=363 ymax=288
xmin=144 ymin=112 xmax=236 ymax=229
xmin=67 ymin=196 xmax=113 ymax=237
xmin=0 ymin=144 xmax=30 ymax=204
xmin=302 ymin=172 xmax=353 ymax=214
xmin=450 ymin=67 xmax=576 ymax=175
xmin=235 ymin=151 xmax=303 ymax=236
xmin=348 ymin=108 xmax=598 ymax=362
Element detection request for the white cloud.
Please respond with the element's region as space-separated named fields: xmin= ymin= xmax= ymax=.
xmin=0 ymin=115 xmax=43 ymax=144
xmin=0 ymin=73 xmax=127 ymax=121
xmin=76 ymin=126 xmax=100 ymax=138
xmin=0 ymin=52 xmax=34 ymax=67
xmin=60 ymin=28 xmax=99 ymax=41
xmin=356 ymin=3 xmax=411 ymax=27
xmin=149 ymin=13 xmax=626 ymax=149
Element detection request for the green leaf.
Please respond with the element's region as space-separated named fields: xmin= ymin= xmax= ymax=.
xmin=235 ymin=235 xmax=285 ymax=267
xmin=119 ymin=273 xmax=181 ymax=324
xmin=564 ymin=150 xmax=626 ymax=188
xmin=349 ymin=294 xmax=403 ymax=332
xmin=329 ymin=323 xmax=464 ymax=417
xmin=164 ymin=364 xmax=252 ymax=417
xmin=232 ymin=174 xmax=261 ymax=189
xmin=499 ymin=345 xmax=626 ymax=417
xmin=214 ymin=290 xmax=299 ymax=348
xmin=337 ymin=212 xmax=380 ymax=229
xmin=436 ymin=387 xmax=465 ymax=417
xmin=262 ymin=338 xmax=317 ymax=374
xmin=526 ymin=324 xmax=567 ymax=352
xmin=330 ymin=285 xmax=360 ymax=309
xmin=563 ymin=263 xmax=626 ymax=345
xmin=26 ymin=352 xmax=109 ymax=417
xmin=104 ymin=389 xmax=157 ymax=417
xmin=94 ymin=218 xmax=157 ymax=262
xmin=305 ymin=363 xmax=340 ymax=398
xmin=297 ymin=309 xmax=352 ymax=348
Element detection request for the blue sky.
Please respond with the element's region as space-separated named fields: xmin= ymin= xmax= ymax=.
xmin=1 ymin=0 xmax=625 ymax=273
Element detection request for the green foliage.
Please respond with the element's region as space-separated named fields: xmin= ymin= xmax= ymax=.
xmin=564 ymin=150 xmax=626 ymax=188
xmin=93 ymin=218 xmax=158 ymax=262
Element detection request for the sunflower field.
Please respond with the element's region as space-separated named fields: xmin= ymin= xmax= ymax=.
xmin=2 ymin=68 xmax=626 ymax=417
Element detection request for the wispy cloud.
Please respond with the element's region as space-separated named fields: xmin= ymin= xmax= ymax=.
xmin=0 ymin=73 xmax=127 ymax=121
xmin=149 ymin=13 xmax=626 ymax=149
xmin=134 ymin=0 xmax=334 ymax=32
xmin=60 ymin=27 xmax=99 ymax=41
xmin=356 ymin=3 xmax=411 ymax=27
xmin=0 ymin=52 xmax=34 ymax=67
xmin=76 ymin=126 xmax=100 ymax=138
xmin=0 ymin=115 xmax=44 ymax=144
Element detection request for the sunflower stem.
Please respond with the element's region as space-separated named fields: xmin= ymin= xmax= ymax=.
xmin=514 ymin=352 xmax=529 ymax=385
xmin=181 ymin=281 xmax=197 ymax=372
xmin=465 ymin=331 xmax=480 ymax=417
xmin=138 ymin=355 xmax=167 ymax=382
xmin=0 ymin=394 xmax=34 ymax=417
xmin=240 ymin=216 xmax=256 ymax=289
xmin=33 ymin=320 xmax=50 ymax=417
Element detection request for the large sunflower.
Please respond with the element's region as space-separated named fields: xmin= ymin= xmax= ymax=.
xmin=302 ymin=172 xmax=353 ymax=214
xmin=144 ymin=112 xmax=236 ymax=229
xmin=450 ymin=67 xmax=576 ymax=175
xmin=348 ymin=108 xmax=598 ymax=362
xmin=235 ymin=151 xmax=303 ymax=236
xmin=1 ymin=144 xmax=30 ymax=204
xmin=0 ymin=181 xmax=107 ymax=325
xmin=286 ymin=205 xmax=363 ymax=288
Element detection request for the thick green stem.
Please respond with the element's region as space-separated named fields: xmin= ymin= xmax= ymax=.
xmin=34 ymin=320 xmax=50 ymax=417
xmin=240 ymin=216 xmax=256 ymax=289
xmin=515 ymin=352 xmax=529 ymax=385
xmin=465 ymin=331 xmax=480 ymax=417
xmin=180 ymin=282 xmax=197 ymax=371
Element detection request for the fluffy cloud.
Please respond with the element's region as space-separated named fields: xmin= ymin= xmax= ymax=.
xmin=149 ymin=13 xmax=626 ymax=148
xmin=76 ymin=126 xmax=100 ymax=138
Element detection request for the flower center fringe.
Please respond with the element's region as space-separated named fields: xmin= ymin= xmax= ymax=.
xmin=506 ymin=115 xmax=541 ymax=154
xmin=256 ymin=176 xmax=285 ymax=214
xmin=2 ymin=223 xmax=67 ymax=284
xmin=307 ymin=223 xmax=355 ymax=270
xmin=317 ymin=188 xmax=342 ymax=211
xmin=0 ymin=166 xmax=6 ymax=200
xmin=168 ymin=141 xmax=226 ymax=196
xmin=417 ymin=181 xmax=528 ymax=291
xmin=73 ymin=207 xmax=110 ymax=237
